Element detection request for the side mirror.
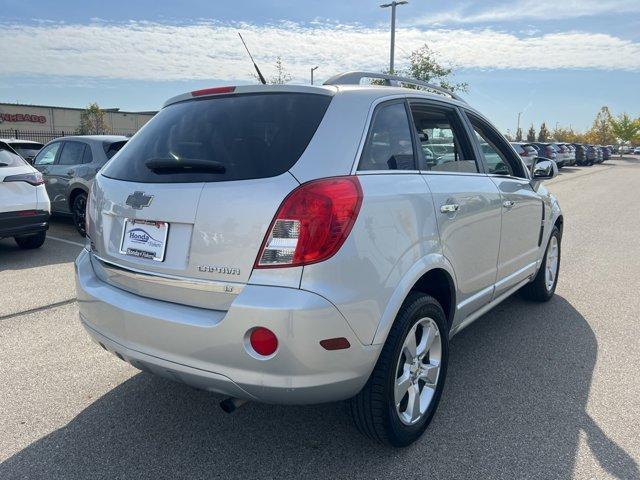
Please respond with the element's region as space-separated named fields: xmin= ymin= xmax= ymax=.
xmin=531 ymin=157 xmax=557 ymax=181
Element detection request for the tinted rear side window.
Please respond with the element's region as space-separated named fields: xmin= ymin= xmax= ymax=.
xmin=0 ymin=147 xmax=26 ymax=167
xmin=102 ymin=93 xmax=332 ymax=183
xmin=104 ymin=140 xmax=127 ymax=159
xmin=359 ymin=102 xmax=415 ymax=171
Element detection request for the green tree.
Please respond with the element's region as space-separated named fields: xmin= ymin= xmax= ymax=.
xmin=515 ymin=127 xmax=523 ymax=142
xmin=526 ymin=124 xmax=536 ymax=142
xmin=405 ymin=45 xmax=468 ymax=92
xmin=553 ymin=126 xmax=581 ymax=143
xmin=585 ymin=106 xmax=616 ymax=145
xmin=609 ymin=113 xmax=640 ymax=155
xmin=268 ymin=56 xmax=292 ymax=85
xmin=77 ymin=103 xmax=108 ymax=135
xmin=538 ymin=122 xmax=550 ymax=142
xmin=375 ymin=44 xmax=468 ymax=93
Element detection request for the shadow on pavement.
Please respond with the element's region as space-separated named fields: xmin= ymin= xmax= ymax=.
xmin=2 ymin=296 xmax=638 ymax=479
xmin=0 ymin=236 xmax=79 ymax=270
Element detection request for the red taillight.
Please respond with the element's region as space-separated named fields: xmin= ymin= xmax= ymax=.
xmin=250 ymin=327 xmax=278 ymax=356
xmin=255 ymin=177 xmax=363 ymax=268
xmin=191 ymin=86 xmax=236 ymax=97
xmin=3 ymin=172 xmax=44 ymax=186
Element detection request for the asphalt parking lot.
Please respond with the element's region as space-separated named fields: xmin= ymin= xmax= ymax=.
xmin=1 ymin=159 xmax=639 ymax=479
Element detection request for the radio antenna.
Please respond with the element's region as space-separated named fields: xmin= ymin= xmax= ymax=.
xmin=238 ymin=32 xmax=266 ymax=85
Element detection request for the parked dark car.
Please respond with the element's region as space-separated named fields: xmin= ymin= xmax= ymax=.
xmin=570 ymin=144 xmax=587 ymax=165
xmin=584 ymin=145 xmax=597 ymax=165
xmin=531 ymin=142 xmax=561 ymax=167
xmin=602 ymin=146 xmax=612 ymax=161
xmin=0 ymin=139 xmax=44 ymax=164
xmin=33 ymin=135 xmax=128 ymax=236
xmin=594 ymin=146 xmax=604 ymax=163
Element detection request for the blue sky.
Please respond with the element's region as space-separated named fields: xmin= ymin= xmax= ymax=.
xmin=1 ymin=0 xmax=639 ymax=133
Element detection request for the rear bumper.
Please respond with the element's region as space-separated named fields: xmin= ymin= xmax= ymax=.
xmin=75 ymin=249 xmax=380 ymax=404
xmin=0 ymin=210 xmax=49 ymax=239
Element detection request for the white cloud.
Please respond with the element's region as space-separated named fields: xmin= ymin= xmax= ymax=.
xmin=0 ymin=21 xmax=638 ymax=83
xmin=414 ymin=0 xmax=640 ymax=25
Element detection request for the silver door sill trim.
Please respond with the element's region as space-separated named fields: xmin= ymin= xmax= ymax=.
xmin=494 ymin=261 xmax=537 ymax=291
xmin=449 ymin=277 xmax=531 ymax=338
xmin=91 ymin=253 xmax=245 ymax=295
xmin=456 ymin=285 xmax=494 ymax=311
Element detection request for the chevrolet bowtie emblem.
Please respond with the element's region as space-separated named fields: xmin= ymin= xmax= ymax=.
xmin=125 ymin=191 xmax=154 ymax=210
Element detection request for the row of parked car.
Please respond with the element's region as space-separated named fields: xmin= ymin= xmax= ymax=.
xmin=510 ymin=142 xmax=623 ymax=169
xmin=0 ymin=135 xmax=128 ymax=246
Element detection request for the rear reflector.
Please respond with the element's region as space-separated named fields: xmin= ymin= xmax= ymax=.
xmin=191 ymin=86 xmax=236 ymax=97
xmin=255 ymin=176 xmax=363 ymax=268
xmin=17 ymin=210 xmax=38 ymax=217
xmin=320 ymin=337 xmax=351 ymax=351
xmin=249 ymin=327 xmax=278 ymax=356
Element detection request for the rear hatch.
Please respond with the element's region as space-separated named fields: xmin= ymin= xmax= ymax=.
xmin=0 ymin=146 xmax=39 ymax=213
xmin=90 ymin=90 xmax=333 ymax=310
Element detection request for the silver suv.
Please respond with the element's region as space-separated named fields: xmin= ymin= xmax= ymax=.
xmin=75 ymin=73 xmax=563 ymax=447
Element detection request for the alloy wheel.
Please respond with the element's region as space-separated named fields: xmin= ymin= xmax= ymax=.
xmin=545 ymin=235 xmax=559 ymax=291
xmin=394 ymin=317 xmax=442 ymax=425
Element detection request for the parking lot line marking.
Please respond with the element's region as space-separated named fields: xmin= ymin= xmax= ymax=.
xmin=0 ymin=298 xmax=77 ymax=321
xmin=47 ymin=235 xmax=85 ymax=248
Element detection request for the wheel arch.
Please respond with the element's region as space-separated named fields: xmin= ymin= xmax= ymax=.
xmin=68 ymin=185 xmax=89 ymax=211
xmin=371 ymin=254 xmax=457 ymax=345
xmin=554 ymin=214 xmax=564 ymax=238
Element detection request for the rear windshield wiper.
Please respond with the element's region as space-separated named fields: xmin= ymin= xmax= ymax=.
xmin=144 ymin=158 xmax=226 ymax=174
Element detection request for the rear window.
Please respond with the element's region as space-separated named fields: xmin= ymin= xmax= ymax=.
xmin=102 ymin=93 xmax=332 ymax=183
xmin=0 ymin=147 xmax=26 ymax=167
xmin=9 ymin=142 xmax=43 ymax=159
xmin=103 ymin=140 xmax=127 ymax=159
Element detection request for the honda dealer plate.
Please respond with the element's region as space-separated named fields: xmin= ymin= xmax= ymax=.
xmin=119 ymin=219 xmax=169 ymax=262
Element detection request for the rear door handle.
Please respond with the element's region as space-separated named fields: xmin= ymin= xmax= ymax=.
xmin=503 ymin=200 xmax=516 ymax=209
xmin=440 ymin=203 xmax=460 ymax=213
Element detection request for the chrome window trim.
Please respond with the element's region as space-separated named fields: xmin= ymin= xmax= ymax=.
xmin=356 ymin=169 xmax=421 ymax=175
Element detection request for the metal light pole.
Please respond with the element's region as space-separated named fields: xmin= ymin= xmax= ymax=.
xmin=310 ymin=66 xmax=319 ymax=85
xmin=380 ymin=1 xmax=408 ymax=74
xmin=517 ymin=112 xmax=522 ymax=134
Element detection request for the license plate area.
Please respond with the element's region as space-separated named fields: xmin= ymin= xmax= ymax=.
xmin=119 ymin=218 xmax=169 ymax=262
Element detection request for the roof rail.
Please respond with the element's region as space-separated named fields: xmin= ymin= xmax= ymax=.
xmin=323 ymin=71 xmax=466 ymax=103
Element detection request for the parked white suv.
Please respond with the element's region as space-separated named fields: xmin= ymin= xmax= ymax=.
xmin=0 ymin=141 xmax=50 ymax=248
xmin=75 ymin=73 xmax=563 ymax=447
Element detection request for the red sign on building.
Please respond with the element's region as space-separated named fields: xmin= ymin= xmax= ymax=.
xmin=0 ymin=113 xmax=47 ymax=124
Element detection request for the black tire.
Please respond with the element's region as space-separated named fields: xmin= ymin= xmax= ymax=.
xmin=14 ymin=231 xmax=46 ymax=249
xmin=72 ymin=192 xmax=88 ymax=237
xmin=521 ymin=226 xmax=561 ymax=302
xmin=349 ymin=292 xmax=449 ymax=447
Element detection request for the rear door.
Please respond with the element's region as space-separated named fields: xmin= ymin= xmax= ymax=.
xmin=48 ymin=140 xmax=87 ymax=213
xmin=33 ymin=141 xmax=62 ymax=208
xmin=409 ymin=100 xmax=502 ymax=321
xmin=91 ymin=91 xmax=332 ymax=310
xmin=465 ymin=112 xmax=543 ymax=297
